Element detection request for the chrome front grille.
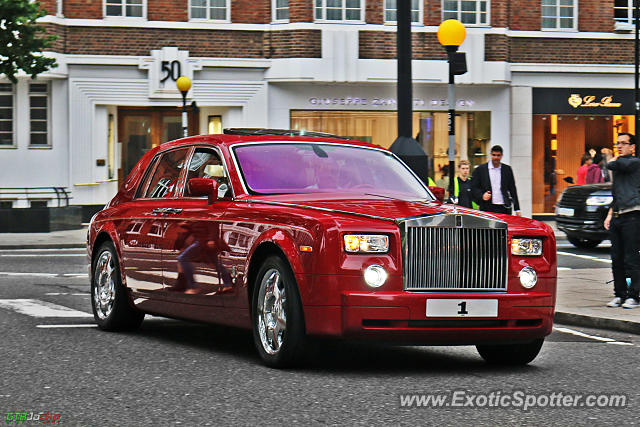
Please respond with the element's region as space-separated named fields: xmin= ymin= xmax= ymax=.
xmin=401 ymin=214 xmax=508 ymax=291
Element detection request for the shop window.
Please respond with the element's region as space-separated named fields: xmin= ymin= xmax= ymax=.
xmin=0 ymin=83 xmax=14 ymax=147
xmin=105 ymin=0 xmax=145 ymax=17
xmin=273 ymin=0 xmax=289 ymax=21
xmin=315 ymin=0 xmax=363 ymax=22
xmin=541 ymin=0 xmax=576 ymax=30
xmin=384 ymin=0 xmax=421 ymax=23
xmin=442 ymin=0 xmax=489 ymax=25
xmin=29 ymin=83 xmax=50 ymax=147
xmin=190 ymin=0 xmax=229 ymax=21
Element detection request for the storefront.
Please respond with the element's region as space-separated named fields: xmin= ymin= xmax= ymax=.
xmin=532 ymin=88 xmax=635 ymax=214
xmin=272 ymin=84 xmax=508 ymax=184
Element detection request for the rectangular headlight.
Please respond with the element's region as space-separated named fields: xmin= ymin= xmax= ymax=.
xmin=511 ymin=238 xmax=543 ymax=256
xmin=343 ymin=234 xmax=389 ymax=253
xmin=586 ymin=195 xmax=613 ymax=206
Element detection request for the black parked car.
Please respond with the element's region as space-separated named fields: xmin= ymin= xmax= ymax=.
xmin=555 ymin=183 xmax=612 ymax=248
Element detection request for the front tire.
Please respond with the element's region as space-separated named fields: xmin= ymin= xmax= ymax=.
xmin=252 ymin=255 xmax=306 ymax=368
xmin=476 ymin=338 xmax=544 ymax=366
xmin=567 ymin=235 xmax=602 ymax=249
xmin=91 ymin=241 xmax=144 ymax=331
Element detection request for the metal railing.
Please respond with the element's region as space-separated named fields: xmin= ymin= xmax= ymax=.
xmin=0 ymin=187 xmax=71 ymax=208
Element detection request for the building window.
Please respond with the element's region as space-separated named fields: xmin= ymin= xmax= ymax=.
xmin=29 ymin=83 xmax=49 ymax=147
xmin=384 ymin=0 xmax=421 ymax=23
xmin=0 ymin=83 xmax=14 ymax=147
xmin=190 ymin=0 xmax=229 ymax=21
xmin=105 ymin=0 xmax=145 ymax=17
xmin=614 ymin=0 xmax=635 ymax=26
xmin=273 ymin=0 xmax=289 ymax=21
xmin=541 ymin=0 xmax=576 ymax=30
xmin=442 ymin=0 xmax=488 ymax=25
xmin=315 ymin=0 xmax=363 ymax=22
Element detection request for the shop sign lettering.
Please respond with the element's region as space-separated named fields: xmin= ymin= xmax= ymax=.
xmin=568 ymin=94 xmax=622 ymax=109
xmin=308 ymin=97 xmax=474 ymax=108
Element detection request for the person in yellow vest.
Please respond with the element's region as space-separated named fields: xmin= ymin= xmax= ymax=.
xmin=454 ymin=160 xmax=477 ymax=209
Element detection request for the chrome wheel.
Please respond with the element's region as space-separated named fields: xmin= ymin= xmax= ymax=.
xmin=93 ymin=250 xmax=116 ymax=320
xmin=257 ymin=268 xmax=287 ymax=355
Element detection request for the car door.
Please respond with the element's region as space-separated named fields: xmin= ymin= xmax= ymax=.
xmin=161 ymin=146 xmax=233 ymax=307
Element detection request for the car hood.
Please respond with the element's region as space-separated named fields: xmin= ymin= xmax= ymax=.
xmin=245 ymin=193 xmax=548 ymax=233
xmin=563 ymin=183 xmax=612 ymax=196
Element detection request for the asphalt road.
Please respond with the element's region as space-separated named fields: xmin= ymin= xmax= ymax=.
xmin=0 ymin=248 xmax=637 ymax=426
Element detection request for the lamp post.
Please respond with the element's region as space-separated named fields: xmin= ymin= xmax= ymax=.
xmin=437 ymin=19 xmax=466 ymax=202
xmin=176 ymin=76 xmax=191 ymax=138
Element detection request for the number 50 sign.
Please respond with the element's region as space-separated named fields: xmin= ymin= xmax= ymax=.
xmin=140 ymin=47 xmax=202 ymax=99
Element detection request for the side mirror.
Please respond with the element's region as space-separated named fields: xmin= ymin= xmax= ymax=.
xmin=189 ymin=178 xmax=218 ymax=204
xmin=429 ymin=186 xmax=445 ymax=203
xmin=563 ymin=176 xmax=574 ymax=184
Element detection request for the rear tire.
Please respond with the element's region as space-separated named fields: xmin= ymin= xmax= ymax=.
xmin=567 ymin=236 xmax=602 ymax=249
xmin=252 ymin=255 xmax=306 ymax=368
xmin=476 ymin=338 xmax=544 ymax=366
xmin=91 ymin=241 xmax=144 ymax=331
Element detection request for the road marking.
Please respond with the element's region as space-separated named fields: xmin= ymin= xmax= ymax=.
xmin=558 ymin=267 xmax=572 ymax=271
xmin=36 ymin=324 xmax=96 ymax=328
xmin=0 ymin=272 xmax=87 ymax=278
xmin=557 ymin=251 xmax=611 ymax=264
xmin=0 ymin=299 xmax=92 ymax=318
xmin=0 ymin=248 xmax=85 ymax=252
xmin=0 ymin=254 xmax=86 ymax=257
xmin=44 ymin=292 xmax=89 ymax=296
xmin=554 ymin=326 xmax=634 ymax=346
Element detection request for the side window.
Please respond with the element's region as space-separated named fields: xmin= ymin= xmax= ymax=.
xmin=184 ymin=147 xmax=230 ymax=198
xmin=136 ymin=155 xmax=160 ymax=198
xmin=143 ymin=148 xmax=189 ymax=198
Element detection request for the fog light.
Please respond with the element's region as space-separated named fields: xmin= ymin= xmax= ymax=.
xmin=364 ymin=264 xmax=387 ymax=288
xmin=519 ymin=267 xmax=538 ymax=289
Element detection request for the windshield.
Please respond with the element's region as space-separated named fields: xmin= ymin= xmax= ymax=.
xmin=233 ymin=142 xmax=432 ymax=200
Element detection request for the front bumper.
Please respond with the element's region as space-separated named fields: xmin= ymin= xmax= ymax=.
xmin=303 ymin=291 xmax=554 ymax=345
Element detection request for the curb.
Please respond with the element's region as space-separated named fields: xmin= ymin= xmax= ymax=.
xmin=555 ymin=311 xmax=640 ymax=335
xmin=0 ymin=244 xmax=86 ymax=250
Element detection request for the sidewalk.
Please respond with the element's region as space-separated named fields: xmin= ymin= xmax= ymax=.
xmin=1 ymin=225 xmax=639 ymax=335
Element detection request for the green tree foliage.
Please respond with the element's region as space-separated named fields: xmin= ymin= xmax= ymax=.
xmin=0 ymin=0 xmax=57 ymax=83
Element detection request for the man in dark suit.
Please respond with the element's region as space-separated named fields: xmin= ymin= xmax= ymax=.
xmin=471 ymin=145 xmax=521 ymax=216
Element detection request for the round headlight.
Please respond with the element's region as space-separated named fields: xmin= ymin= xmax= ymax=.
xmin=519 ymin=267 xmax=538 ymax=289
xmin=364 ymin=264 xmax=387 ymax=288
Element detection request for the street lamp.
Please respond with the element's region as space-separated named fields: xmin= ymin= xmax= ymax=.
xmin=437 ymin=19 xmax=467 ymax=202
xmin=176 ymin=76 xmax=191 ymax=138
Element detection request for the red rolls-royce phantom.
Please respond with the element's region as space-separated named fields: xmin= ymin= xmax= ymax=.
xmin=87 ymin=129 xmax=556 ymax=368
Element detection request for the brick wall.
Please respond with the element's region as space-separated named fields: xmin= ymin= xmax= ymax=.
xmin=579 ymin=0 xmax=613 ymax=32
xmin=63 ymin=0 xmax=102 ymax=19
xmin=39 ymin=0 xmax=56 ymax=15
xmin=267 ymin=30 xmax=321 ymax=58
xmin=424 ymin=0 xmax=442 ymax=26
xmin=511 ymin=38 xmax=633 ymax=64
xmin=359 ymin=31 xmax=447 ymax=60
xmin=290 ymin=0 xmax=314 ymax=22
xmin=510 ymin=0 xmax=540 ymax=30
xmin=64 ymin=27 xmax=266 ymax=57
xmin=148 ymin=1 xmax=187 ymax=21
xmin=366 ymin=0 xmax=384 ymax=24
xmin=484 ymin=34 xmax=509 ymax=61
xmin=38 ymin=25 xmax=321 ymax=59
xmin=232 ymin=0 xmax=271 ymax=23
xmin=491 ymin=0 xmax=508 ymax=28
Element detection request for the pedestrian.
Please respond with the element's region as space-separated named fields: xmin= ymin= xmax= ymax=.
xmin=470 ymin=145 xmax=521 ymax=216
xmin=454 ymin=160 xmax=473 ymax=208
xmin=576 ymin=154 xmax=592 ymax=185
xmin=586 ymin=153 xmax=604 ymax=184
xmin=604 ymin=132 xmax=640 ymax=309
xmin=600 ymin=148 xmax=613 ymax=182
xmin=435 ymin=164 xmax=449 ymax=195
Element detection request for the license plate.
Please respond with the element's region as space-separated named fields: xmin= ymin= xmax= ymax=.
xmin=557 ymin=207 xmax=574 ymax=217
xmin=426 ymin=299 xmax=498 ymax=317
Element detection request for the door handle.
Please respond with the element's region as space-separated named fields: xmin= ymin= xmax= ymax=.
xmin=165 ymin=208 xmax=183 ymax=215
xmin=152 ymin=208 xmax=168 ymax=215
